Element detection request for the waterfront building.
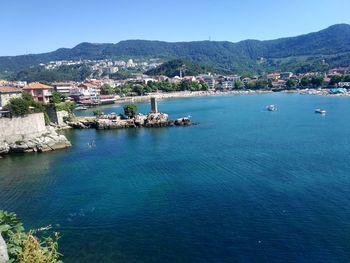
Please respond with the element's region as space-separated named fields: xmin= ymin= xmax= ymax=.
xmin=182 ymin=76 xmax=197 ymax=82
xmin=52 ymin=82 xmax=75 ymax=94
xmin=114 ymin=60 xmax=126 ymax=67
xmin=197 ymin=74 xmax=216 ymax=89
xmin=23 ymin=82 xmax=53 ymax=104
xmin=126 ymin=59 xmax=136 ymax=68
xmin=169 ymin=76 xmax=182 ymax=84
xmin=104 ymin=67 xmax=119 ymax=74
xmin=280 ymin=72 xmax=293 ymax=80
xmin=77 ymin=82 xmax=100 ymax=97
xmin=338 ymin=82 xmax=350 ymax=88
xmin=219 ymin=75 xmax=241 ymax=90
xmin=0 ymin=86 xmax=22 ymax=109
xmin=267 ymin=73 xmax=280 ymax=81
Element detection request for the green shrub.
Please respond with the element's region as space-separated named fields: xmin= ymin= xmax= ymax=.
xmin=93 ymin=109 xmax=103 ymax=116
xmin=55 ymin=102 xmax=76 ymax=113
xmin=7 ymin=98 xmax=30 ymax=117
xmin=0 ymin=210 xmax=62 ymax=263
xmin=123 ymin=104 xmax=137 ymax=118
xmin=51 ymin=91 xmax=67 ymax=104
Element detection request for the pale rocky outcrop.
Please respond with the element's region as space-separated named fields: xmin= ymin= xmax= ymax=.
xmin=67 ymin=112 xmax=179 ymax=129
xmin=174 ymin=117 xmax=192 ymax=126
xmin=0 ymin=126 xmax=71 ymax=156
xmin=0 ymin=233 xmax=9 ymax=263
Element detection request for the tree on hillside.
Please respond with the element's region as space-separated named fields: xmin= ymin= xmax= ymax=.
xmin=267 ymin=79 xmax=273 ymax=89
xmin=101 ymin=84 xmax=115 ymax=95
xmin=200 ymin=83 xmax=209 ymax=91
xmin=300 ymin=77 xmax=310 ymax=88
xmin=254 ymin=80 xmax=268 ymax=89
xmin=133 ymin=84 xmax=145 ymax=96
xmin=286 ymin=79 xmax=297 ymax=89
xmin=343 ymin=75 xmax=350 ymax=82
xmin=329 ymin=75 xmax=342 ymax=85
xmin=234 ymin=81 xmax=243 ymax=89
xmin=310 ymin=76 xmax=324 ymax=88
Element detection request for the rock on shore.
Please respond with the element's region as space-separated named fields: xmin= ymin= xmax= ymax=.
xmin=0 ymin=126 xmax=71 ymax=156
xmin=68 ymin=112 xmax=192 ymax=130
xmin=0 ymin=233 xmax=9 ymax=263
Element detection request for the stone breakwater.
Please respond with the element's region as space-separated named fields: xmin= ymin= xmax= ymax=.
xmin=0 ymin=126 xmax=71 ymax=156
xmin=68 ymin=112 xmax=193 ymax=129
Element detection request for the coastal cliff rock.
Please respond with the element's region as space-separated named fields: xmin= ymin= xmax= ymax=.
xmin=67 ymin=112 xmax=184 ymax=130
xmin=0 ymin=142 xmax=10 ymax=155
xmin=0 ymin=233 xmax=9 ymax=263
xmin=0 ymin=126 xmax=71 ymax=156
xmin=174 ymin=117 xmax=192 ymax=126
xmin=144 ymin=113 xmax=170 ymax=127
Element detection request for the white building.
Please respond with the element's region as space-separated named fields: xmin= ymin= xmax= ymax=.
xmin=52 ymin=82 xmax=75 ymax=94
xmin=0 ymin=86 xmax=22 ymax=109
xmin=197 ymin=74 xmax=216 ymax=89
xmin=338 ymin=82 xmax=350 ymax=87
xmin=126 ymin=59 xmax=136 ymax=68
xmin=280 ymin=72 xmax=293 ymax=80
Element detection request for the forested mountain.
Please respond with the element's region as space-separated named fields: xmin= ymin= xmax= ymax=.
xmin=1 ymin=24 xmax=350 ymax=77
xmin=145 ymin=59 xmax=213 ymax=77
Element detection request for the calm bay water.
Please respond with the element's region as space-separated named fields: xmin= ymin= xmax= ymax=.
xmin=1 ymin=93 xmax=350 ymax=262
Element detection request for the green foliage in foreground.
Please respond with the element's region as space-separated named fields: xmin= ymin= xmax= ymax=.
xmin=55 ymin=102 xmax=76 ymax=113
xmin=6 ymin=97 xmax=30 ymax=116
xmin=123 ymin=104 xmax=137 ymax=118
xmin=0 ymin=210 xmax=62 ymax=263
xmin=6 ymin=93 xmax=45 ymax=117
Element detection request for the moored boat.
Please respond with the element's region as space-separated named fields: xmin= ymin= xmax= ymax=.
xmin=266 ymin=105 xmax=277 ymax=111
xmin=315 ymin=108 xmax=326 ymax=114
xmin=75 ymin=106 xmax=88 ymax=110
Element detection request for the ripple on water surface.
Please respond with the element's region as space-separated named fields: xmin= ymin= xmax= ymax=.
xmin=1 ymin=94 xmax=350 ymax=262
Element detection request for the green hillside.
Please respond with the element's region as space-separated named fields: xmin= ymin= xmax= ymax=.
xmin=1 ymin=24 xmax=350 ymax=77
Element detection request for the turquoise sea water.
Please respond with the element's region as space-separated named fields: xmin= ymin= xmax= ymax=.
xmin=1 ymin=93 xmax=350 ymax=262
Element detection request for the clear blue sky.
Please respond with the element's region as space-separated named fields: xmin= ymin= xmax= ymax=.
xmin=1 ymin=0 xmax=350 ymax=56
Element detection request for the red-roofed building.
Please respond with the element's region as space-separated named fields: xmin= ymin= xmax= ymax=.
xmin=78 ymin=82 xmax=100 ymax=97
xmin=23 ymin=82 xmax=53 ymax=104
xmin=52 ymin=82 xmax=75 ymax=94
xmin=0 ymin=86 xmax=22 ymax=109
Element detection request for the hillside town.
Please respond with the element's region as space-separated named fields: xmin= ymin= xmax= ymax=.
xmin=1 ymin=66 xmax=350 ymax=112
xmin=41 ymin=58 xmax=163 ymax=75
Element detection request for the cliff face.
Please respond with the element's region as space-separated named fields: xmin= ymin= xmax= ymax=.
xmin=0 ymin=113 xmax=71 ymax=156
xmin=0 ymin=126 xmax=71 ymax=156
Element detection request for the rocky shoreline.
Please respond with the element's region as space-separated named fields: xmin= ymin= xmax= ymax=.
xmin=0 ymin=126 xmax=71 ymax=157
xmin=68 ymin=112 xmax=193 ymax=130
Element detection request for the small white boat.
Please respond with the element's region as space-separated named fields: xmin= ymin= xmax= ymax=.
xmin=75 ymin=106 xmax=88 ymax=111
xmin=266 ymin=105 xmax=277 ymax=111
xmin=315 ymin=109 xmax=326 ymax=114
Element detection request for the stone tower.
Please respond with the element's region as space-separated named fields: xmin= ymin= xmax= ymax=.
xmin=150 ymin=97 xmax=158 ymax=113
